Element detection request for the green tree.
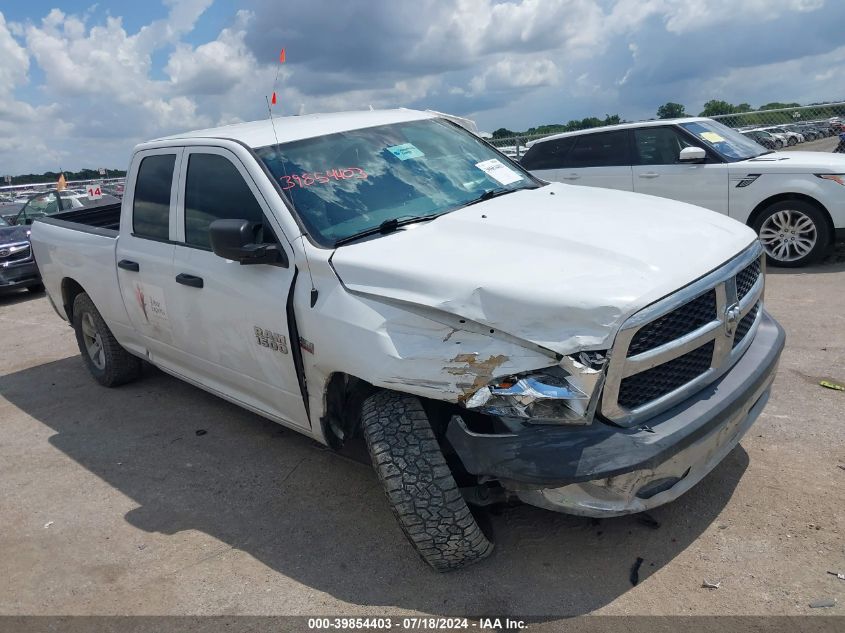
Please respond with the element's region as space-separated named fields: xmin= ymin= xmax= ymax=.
xmin=699 ymin=100 xmax=737 ymax=117
xmin=491 ymin=127 xmax=516 ymax=139
xmin=759 ymin=102 xmax=800 ymax=111
xmin=656 ymin=102 xmax=686 ymax=119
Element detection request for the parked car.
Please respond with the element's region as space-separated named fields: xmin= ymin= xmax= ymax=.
xmin=0 ymin=215 xmax=42 ymax=293
xmin=0 ymin=189 xmax=119 ymax=226
xmin=521 ymin=117 xmax=845 ymax=266
xmin=741 ymin=130 xmax=780 ymax=149
xmin=774 ymin=125 xmax=807 ymax=146
xmin=766 ymin=126 xmax=804 ymax=146
xmin=31 ymin=109 xmax=784 ymax=570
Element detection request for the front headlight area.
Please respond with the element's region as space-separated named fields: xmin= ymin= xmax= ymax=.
xmin=464 ymin=352 xmax=607 ymax=425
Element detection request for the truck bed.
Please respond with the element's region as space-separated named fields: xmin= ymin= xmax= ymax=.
xmin=30 ymin=204 xmax=129 ymax=329
xmin=45 ymin=202 xmax=122 ymax=233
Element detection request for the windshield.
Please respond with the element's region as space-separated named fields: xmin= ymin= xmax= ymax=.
xmin=256 ymin=118 xmax=538 ymax=246
xmin=680 ymin=120 xmax=768 ymax=161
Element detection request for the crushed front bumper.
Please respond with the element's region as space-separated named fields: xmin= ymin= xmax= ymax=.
xmin=446 ymin=311 xmax=785 ymax=517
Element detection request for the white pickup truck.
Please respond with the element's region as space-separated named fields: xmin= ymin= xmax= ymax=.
xmin=31 ymin=109 xmax=785 ymax=571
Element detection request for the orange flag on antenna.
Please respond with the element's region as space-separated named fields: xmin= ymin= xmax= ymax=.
xmin=57 ymin=173 xmax=67 ymax=191
xmin=279 ymin=49 xmax=286 ymax=63
xmin=271 ymin=92 xmax=277 ymax=105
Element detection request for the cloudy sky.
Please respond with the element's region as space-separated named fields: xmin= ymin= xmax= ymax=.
xmin=1 ymin=0 xmax=844 ymax=173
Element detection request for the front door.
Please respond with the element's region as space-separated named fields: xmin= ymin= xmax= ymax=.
xmin=168 ymin=147 xmax=307 ymax=429
xmin=631 ymin=126 xmax=729 ymax=214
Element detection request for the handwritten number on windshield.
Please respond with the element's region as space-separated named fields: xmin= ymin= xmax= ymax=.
xmin=281 ymin=168 xmax=368 ymax=190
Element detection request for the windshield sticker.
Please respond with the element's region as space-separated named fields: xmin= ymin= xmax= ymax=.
xmin=280 ymin=168 xmax=367 ymax=190
xmin=700 ymin=131 xmax=726 ymax=143
xmin=475 ymin=158 xmax=523 ymax=186
xmin=386 ymin=143 xmax=424 ymax=160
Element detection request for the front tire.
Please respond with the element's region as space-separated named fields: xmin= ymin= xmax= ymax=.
xmin=753 ymin=200 xmax=830 ymax=267
xmin=72 ymin=292 xmax=142 ymax=387
xmin=361 ymin=390 xmax=493 ymax=572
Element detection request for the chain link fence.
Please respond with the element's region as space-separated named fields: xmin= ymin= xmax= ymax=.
xmin=486 ymin=101 xmax=845 ymax=158
xmin=712 ymin=102 xmax=844 ymax=151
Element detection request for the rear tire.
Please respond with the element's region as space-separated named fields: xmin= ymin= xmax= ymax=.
xmin=361 ymin=390 xmax=493 ymax=572
xmin=72 ymin=292 xmax=142 ymax=387
xmin=752 ymin=200 xmax=830 ymax=267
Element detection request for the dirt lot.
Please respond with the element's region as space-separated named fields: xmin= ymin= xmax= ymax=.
xmin=1 ymin=249 xmax=844 ymax=621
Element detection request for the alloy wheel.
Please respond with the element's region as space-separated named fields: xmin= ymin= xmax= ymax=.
xmin=81 ymin=311 xmax=106 ymax=370
xmin=758 ymin=209 xmax=817 ymax=263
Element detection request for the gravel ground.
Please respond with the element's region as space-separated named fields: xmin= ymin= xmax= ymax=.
xmin=0 ymin=247 xmax=843 ymax=621
xmin=782 ymin=136 xmax=840 ymax=152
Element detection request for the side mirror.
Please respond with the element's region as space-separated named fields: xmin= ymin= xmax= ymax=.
xmin=24 ymin=217 xmax=34 ymax=226
xmin=679 ymin=146 xmax=706 ymax=162
xmin=209 ymin=219 xmax=288 ymax=267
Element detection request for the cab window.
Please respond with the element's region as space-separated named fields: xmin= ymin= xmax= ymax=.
xmin=133 ymin=154 xmax=176 ymax=240
xmin=183 ymin=153 xmax=267 ymax=249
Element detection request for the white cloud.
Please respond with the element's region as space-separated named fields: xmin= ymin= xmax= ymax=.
xmin=607 ymin=0 xmax=824 ymax=34
xmin=469 ymin=57 xmax=561 ymax=95
xmin=0 ymin=0 xmax=840 ymax=173
xmin=165 ymin=10 xmax=259 ymax=96
xmin=0 ymin=13 xmax=29 ymax=93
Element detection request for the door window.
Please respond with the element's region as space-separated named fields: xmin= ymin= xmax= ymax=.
xmin=18 ymin=192 xmax=59 ymax=223
xmin=133 ymin=154 xmax=176 ymax=240
xmin=566 ymin=131 xmax=630 ymax=168
xmin=184 ymin=153 xmax=267 ymax=249
xmin=520 ymin=137 xmax=576 ymax=170
xmin=633 ymin=127 xmax=695 ymax=165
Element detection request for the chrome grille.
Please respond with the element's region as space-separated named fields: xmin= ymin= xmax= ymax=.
xmin=618 ymin=341 xmax=715 ymax=409
xmin=0 ymin=242 xmax=31 ymax=264
xmin=602 ymin=243 xmax=765 ymax=426
xmin=733 ymin=302 xmax=760 ymax=349
xmin=627 ymin=290 xmax=716 ymax=356
xmin=736 ymin=259 xmax=761 ymax=301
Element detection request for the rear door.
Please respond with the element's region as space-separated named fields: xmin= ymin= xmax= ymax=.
xmin=167 ymin=146 xmax=308 ymax=429
xmin=631 ymin=125 xmax=729 ymax=214
xmin=115 ymin=149 xmax=184 ymax=365
xmin=557 ymin=130 xmax=633 ymax=191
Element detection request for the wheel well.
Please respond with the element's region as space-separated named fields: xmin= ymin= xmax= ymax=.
xmin=320 ymin=373 xmax=377 ymax=449
xmin=747 ymin=193 xmax=835 ymax=244
xmin=61 ymin=278 xmax=86 ymax=323
xmin=320 ymin=375 xmax=507 ymax=450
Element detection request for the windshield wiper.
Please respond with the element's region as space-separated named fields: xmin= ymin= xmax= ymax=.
xmin=462 ymin=185 xmax=537 ymax=208
xmin=333 ymin=214 xmax=442 ymax=247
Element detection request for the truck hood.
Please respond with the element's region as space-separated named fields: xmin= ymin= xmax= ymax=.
xmin=737 ymin=150 xmax=845 ymax=173
xmin=331 ymin=183 xmax=757 ymax=355
xmin=0 ymin=224 xmax=30 ymax=244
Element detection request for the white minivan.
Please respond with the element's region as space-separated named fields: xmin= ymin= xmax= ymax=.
xmin=521 ymin=117 xmax=845 ymax=266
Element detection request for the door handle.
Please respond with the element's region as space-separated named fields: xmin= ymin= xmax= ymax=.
xmin=561 ymin=173 xmax=581 ymax=180
xmin=639 ymin=172 xmax=660 ymax=179
xmin=175 ymin=273 xmax=204 ymax=288
xmin=118 ymin=259 xmax=140 ymax=272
